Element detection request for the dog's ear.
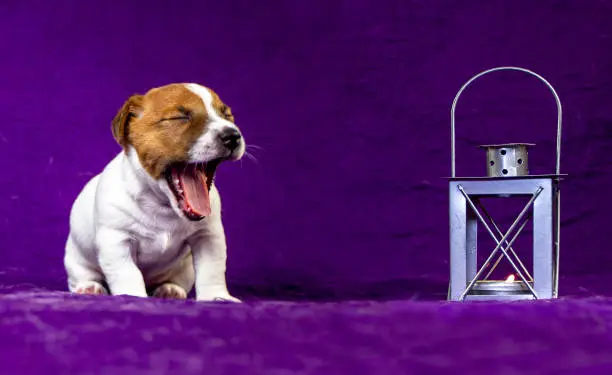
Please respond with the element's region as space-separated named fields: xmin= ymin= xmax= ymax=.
xmin=111 ymin=94 xmax=144 ymax=150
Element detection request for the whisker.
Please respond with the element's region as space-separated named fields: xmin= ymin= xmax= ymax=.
xmin=244 ymin=151 xmax=260 ymax=166
xmin=246 ymin=144 xmax=265 ymax=151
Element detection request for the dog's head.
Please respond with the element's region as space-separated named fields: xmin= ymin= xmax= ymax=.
xmin=112 ymin=83 xmax=245 ymax=221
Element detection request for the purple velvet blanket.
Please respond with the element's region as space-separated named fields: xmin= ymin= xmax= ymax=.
xmin=2 ymin=0 xmax=612 ymax=374
xmin=2 ymin=279 xmax=612 ymax=374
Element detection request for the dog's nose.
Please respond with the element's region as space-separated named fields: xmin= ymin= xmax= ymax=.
xmin=219 ymin=128 xmax=242 ymax=150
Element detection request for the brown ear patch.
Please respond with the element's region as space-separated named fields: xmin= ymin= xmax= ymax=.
xmin=111 ymin=94 xmax=144 ymax=150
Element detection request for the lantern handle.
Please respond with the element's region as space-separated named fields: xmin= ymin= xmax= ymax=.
xmin=450 ymin=66 xmax=563 ymax=177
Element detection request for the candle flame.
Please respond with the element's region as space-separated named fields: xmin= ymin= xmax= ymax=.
xmin=505 ymin=274 xmax=515 ymax=283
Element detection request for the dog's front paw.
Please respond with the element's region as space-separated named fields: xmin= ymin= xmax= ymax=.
xmin=197 ymin=294 xmax=242 ymax=303
xmin=74 ymin=281 xmax=109 ymax=296
xmin=152 ymin=283 xmax=188 ymax=300
xmin=212 ymin=295 xmax=242 ymax=303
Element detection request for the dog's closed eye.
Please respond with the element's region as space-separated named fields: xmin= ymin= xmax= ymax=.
xmin=161 ymin=115 xmax=190 ymax=122
xmin=160 ymin=106 xmax=193 ymax=123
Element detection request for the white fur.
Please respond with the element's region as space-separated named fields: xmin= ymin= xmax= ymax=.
xmin=63 ymin=84 xmax=243 ymax=302
xmin=186 ymin=83 xmax=245 ymax=162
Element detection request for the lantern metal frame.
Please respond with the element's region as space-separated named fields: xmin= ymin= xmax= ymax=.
xmin=447 ymin=66 xmax=564 ymax=302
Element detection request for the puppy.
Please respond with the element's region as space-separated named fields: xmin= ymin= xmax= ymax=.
xmin=63 ymin=83 xmax=244 ymax=302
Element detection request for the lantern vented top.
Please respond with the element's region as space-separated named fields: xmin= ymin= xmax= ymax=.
xmin=479 ymin=143 xmax=535 ymax=177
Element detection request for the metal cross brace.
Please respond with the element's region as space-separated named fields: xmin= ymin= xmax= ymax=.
xmin=457 ymin=185 xmax=544 ymax=300
xmin=476 ymin=200 xmax=534 ymax=282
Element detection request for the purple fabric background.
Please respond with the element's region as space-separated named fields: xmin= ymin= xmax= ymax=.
xmin=1 ymin=0 xmax=612 ymax=374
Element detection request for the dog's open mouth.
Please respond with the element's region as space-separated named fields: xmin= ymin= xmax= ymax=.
xmin=164 ymin=159 xmax=222 ymax=221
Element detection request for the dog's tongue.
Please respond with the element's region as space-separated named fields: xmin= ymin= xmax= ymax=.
xmin=180 ymin=165 xmax=211 ymax=217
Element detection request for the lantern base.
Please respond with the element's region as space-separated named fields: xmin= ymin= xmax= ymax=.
xmin=472 ymin=280 xmax=531 ymax=294
xmin=460 ymin=280 xmax=536 ymax=301
xmin=463 ymin=294 xmax=535 ymax=301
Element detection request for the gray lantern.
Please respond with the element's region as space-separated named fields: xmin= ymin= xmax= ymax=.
xmin=447 ymin=66 xmax=564 ymax=301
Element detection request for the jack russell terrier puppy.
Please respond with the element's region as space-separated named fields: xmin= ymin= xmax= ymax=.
xmin=63 ymin=83 xmax=244 ymax=302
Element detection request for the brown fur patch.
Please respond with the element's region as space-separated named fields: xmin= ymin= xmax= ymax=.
xmin=111 ymin=84 xmax=231 ymax=179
